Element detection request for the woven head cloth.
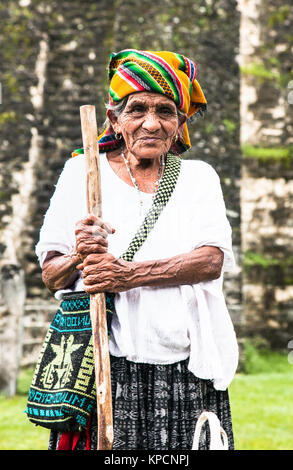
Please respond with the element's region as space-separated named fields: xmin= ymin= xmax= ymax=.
xmin=73 ymin=49 xmax=207 ymax=157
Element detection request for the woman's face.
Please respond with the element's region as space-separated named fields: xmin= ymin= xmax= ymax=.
xmin=108 ymin=92 xmax=183 ymax=161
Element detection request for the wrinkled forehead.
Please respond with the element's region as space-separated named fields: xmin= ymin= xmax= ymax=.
xmin=126 ymin=91 xmax=177 ymax=108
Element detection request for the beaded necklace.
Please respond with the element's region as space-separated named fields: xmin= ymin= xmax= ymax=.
xmin=122 ymin=152 xmax=166 ymax=214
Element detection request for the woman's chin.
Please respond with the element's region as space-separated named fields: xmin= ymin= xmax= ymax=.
xmin=132 ymin=144 xmax=168 ymax=160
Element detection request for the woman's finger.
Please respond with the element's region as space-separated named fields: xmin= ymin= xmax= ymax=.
xmin=85 ymin=214 xmax=115 ymax=234
xmin=88 ymin=225 xmax=109 ymax=239
xmin=75 ymin=218 xmax=115 ymax=237
xmin=76 ymin=242 xmax=108 ymax=256
xmin=76 ymin=236 xmax=108 ymax=250
xmin=101 ymin=221 xmax=116 ymax=234
xmin=84 ymin=214 xmax=103 ymax=226
xmin=75 ymin=214 xmax=102 ymax=228
xmin=83 ymin=273 xmax=105 ymax=285
xmin=76 ymin=227 xmax=109 ymax=241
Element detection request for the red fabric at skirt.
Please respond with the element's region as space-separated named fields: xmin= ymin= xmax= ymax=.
xmin=57 ymin=416 xmax=91 ymax=450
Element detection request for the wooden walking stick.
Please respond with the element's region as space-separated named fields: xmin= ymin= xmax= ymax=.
xmin=80 ymin=105 xmax=114 ymax=450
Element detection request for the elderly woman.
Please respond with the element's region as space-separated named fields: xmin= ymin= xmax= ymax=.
xmin=33 ymin=50 xmax=238 ymax=450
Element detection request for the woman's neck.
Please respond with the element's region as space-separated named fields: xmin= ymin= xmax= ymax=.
xmin=106 ymin=150 xmax=165 ymax=193
xmin=124 ymin=150 xmax=161 ymax=172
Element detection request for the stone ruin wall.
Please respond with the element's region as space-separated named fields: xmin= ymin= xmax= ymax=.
xmin=0 ymin=0 xmax=292 ymax=382
xmin=238 ymin=0 xmax=293 ymax=348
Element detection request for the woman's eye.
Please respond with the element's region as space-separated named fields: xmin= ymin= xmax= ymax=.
xmin=129 ymin=105 xmax=145 ymax=113
xmin=158 ymin=107 xmax=175 ymax=115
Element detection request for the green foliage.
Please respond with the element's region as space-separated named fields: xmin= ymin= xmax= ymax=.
xmin=240 ymin=59 xmax=293 ymax=89
xmin=242 ymin=144 xmax=293 ymax=169
xmin=3 ymin=73 xmax=19 ymax=95
xmin=16 ymin=368 xmax=35 ymax=395
xmin=0 ymin=111 xmax=17 ymax=127
xmin=222 ymin=119 xmax=236 ymax=134
xmin=242 ymin=144 xmax=293 ymax=160
xmin=1 ymin=5 xmax=33 ymax=61
xmin=243 ymin=252 xmax=293 ymax=282
xmin=240 ymin=62 xmax=279 ymax=81
xmin=268 ymin=5 xmax=291 ymax=27
xmin=243 ymin=251 xmax=280 ymax=269
xmin=243 ymin=338 xmax=291 ymax=375
xmin=204 ymin=123 xmax=214 ymax=135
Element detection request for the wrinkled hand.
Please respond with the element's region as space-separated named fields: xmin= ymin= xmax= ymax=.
xmin=75 ymin=214 xmax=115 ymax=261
xmin=77 ymin=252 xmax=133 ymax=294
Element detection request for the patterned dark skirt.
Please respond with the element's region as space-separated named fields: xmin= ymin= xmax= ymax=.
xmin=48 ymin=355 xmax=234 ymax=450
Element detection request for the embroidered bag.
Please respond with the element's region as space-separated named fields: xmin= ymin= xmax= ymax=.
xmin=26 ymin=155 xmax=181 ymax=431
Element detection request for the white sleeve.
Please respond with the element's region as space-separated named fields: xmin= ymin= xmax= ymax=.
xmin=35 ymin=157 xmax=86 ymax=267
xmin=192 ymin=164 xmax=236 ymax=273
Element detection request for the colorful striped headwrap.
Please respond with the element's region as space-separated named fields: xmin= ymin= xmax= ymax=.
xmin=72 ymin=49 xmax=207 ymax=157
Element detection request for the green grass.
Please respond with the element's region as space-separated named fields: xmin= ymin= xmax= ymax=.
xmin=230 ymin=370 xmax=293 ymax=450
xmin=229 ymin=341 xmax=293 ymax=450
xmin=0 ymin=368 xmax=49 ymax=450
xmin=0 ymin=348 xmax=292 ymax=450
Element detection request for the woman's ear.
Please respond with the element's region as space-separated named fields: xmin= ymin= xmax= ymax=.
xmin=178 ymin=113 xmax=187 ymax=127
xmin=106 ymin=109 xmax=121 ymax=134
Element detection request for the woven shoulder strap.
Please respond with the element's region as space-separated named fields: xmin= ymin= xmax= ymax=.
xmin=120 ymin=155 xmax=181 ymax=262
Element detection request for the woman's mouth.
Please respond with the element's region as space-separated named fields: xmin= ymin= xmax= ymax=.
xmin=139 ymin=136 xmax=162 ymax=143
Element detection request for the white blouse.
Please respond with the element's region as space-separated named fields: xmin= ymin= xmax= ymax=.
xmin=35 ymin=153 xmax=239 ymax=390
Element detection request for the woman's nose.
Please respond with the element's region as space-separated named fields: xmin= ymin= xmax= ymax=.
xmin=141 ymin=112 xmax=161 ymax=131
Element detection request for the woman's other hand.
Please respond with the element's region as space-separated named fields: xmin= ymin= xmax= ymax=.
xmin=78 ymin=253 xmax=132 ymax=294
